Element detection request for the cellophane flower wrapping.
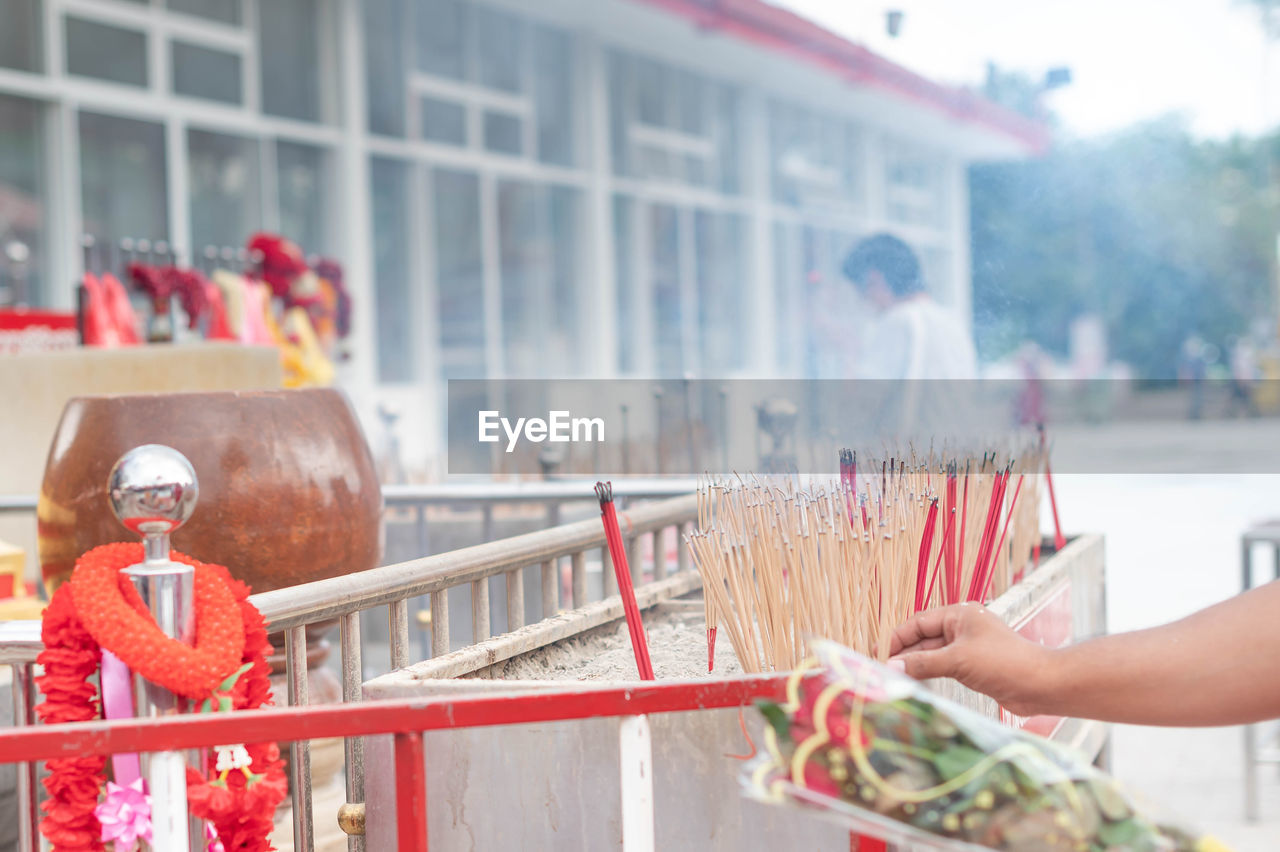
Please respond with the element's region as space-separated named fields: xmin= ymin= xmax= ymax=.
xmin=744 ymin=641 xmax=1229 ymax=852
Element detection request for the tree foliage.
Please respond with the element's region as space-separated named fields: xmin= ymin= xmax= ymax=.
xmin=970 ymin=116 xmax=1279 ymax=378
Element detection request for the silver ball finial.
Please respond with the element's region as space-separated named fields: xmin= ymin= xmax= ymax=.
xmin=108 ymin=445 xmax=199 ymax=539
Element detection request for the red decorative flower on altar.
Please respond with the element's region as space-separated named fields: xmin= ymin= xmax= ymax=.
xmin=247 ymin=232 xmax=307 ymax=300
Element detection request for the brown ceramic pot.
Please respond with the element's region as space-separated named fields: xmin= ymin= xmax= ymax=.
xmin=38 ymin=388 xmax=382 ymax=595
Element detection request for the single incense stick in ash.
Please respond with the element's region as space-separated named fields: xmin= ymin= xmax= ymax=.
xmin=596 ymin=482 xmax=654 ymax=680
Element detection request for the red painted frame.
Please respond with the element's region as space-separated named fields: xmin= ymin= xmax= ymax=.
xmin=0 ymin=675 xmax=801 ymax=852
xmin=0 ymin=672 xmax=903 ymax=852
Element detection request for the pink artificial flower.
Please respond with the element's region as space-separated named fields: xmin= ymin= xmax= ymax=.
xmin=94 ymin=778 xmax=152 ymax=851
xmin=205 ymin=820 xmax=225 ymax=852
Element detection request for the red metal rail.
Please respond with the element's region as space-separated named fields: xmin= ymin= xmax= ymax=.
xmin=0 ymin=675 xmax=794 ymax=852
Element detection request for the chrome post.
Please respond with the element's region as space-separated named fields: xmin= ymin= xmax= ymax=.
xmin=108 ymin=445 xmax=200 ymax=851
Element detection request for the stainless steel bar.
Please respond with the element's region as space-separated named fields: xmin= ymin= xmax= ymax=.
xmin=472 ymin=578 xmax=491 ymax=642
xmin=431 ymin=589 xmax=450 ymax=658
xmin=602 ymin=545 xmax=617 ymax=597
xmin=677 ymin=522 xmax=691 ymax=573
xmin=540 ymin=559 xmax=557 ymax=619
xmin=340 ymin=612 xmax=365 ymax=852
xmin=389 ymin=599 xmax=409 ymax=670
xmin=571 ymin=550 xmax=587 ymax=609
xmin=506 ymin=567 xmax=525 ymax=631
xmin=0 ymin=479 xmax=700 ymax=516
xmin=381 ymin=479 xmax=696 ymax=506
xmin=13 ymin=661 xmax=36 ymax=852
xmin=0 ymin=620 xmax=42 ymax=665
xmin=249 ymin=495 xmax=697 ymax=631
xmin=286 ymin=626 xmax=315 ymax=852
xmin=651 ymin=529 xmax=665 ymax=581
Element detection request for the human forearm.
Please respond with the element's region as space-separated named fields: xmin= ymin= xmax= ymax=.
xmin=1029 ymin=582 xmax=1280 ymax=725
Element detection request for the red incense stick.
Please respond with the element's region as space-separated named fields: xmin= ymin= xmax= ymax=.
xmin=596 ymin=482 xmax=655 ymax=681
xmin=923 ymin=508 xmax=956 ymax=609
xmin=967 ymin=468 xmax=1007 ymax=602
xmin=1039 ymin=424 xmax=1066 ymax=550
xmin=913 ymin=499 xmax=939 ymax=613
xmin=979 ymin=473 xmax=1025 ymax=602
xmin=951 ymin=466 xmax=970 ymax=604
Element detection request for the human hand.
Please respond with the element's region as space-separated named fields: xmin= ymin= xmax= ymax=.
xmin=888 ymin=603 xmax=1053 ymax=717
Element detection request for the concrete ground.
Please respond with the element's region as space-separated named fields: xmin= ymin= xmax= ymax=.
xmin=1053 ymin=465 xmax=1280 ymax=850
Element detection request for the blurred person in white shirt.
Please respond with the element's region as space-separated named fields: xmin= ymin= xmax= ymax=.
xmin=842 ymin=233 xmax=978 ymax=381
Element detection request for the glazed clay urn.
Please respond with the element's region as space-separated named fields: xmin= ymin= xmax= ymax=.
xmin=38 ymin=388 xmax=382 ymax=594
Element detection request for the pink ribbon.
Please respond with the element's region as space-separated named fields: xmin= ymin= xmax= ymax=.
xmin=100 ymin=650 xmax=141 ymax=785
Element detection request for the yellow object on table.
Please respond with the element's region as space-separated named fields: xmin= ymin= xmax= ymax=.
xmin=0 ymin=538 xmax=43 ymax=620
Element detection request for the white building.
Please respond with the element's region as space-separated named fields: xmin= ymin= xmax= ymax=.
xmin=0 ymin=0 xmax=1044 ymax=471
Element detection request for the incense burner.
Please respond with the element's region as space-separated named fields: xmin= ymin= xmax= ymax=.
xmin=37 ymin=388 xmax=382 ymax=594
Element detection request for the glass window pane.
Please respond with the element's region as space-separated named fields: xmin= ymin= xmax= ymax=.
xmin=167 ymin=0 xmax=241 ymax=25
xmin=634 ymin=58 xmax=666 ymax=127
xmin=0 ymin=0 xmax=42 ymax=73
xmin=498 ymin=181 xmax=541 ymax=373
xmin=677 ymin=71 xmax=705 ymax=136
xmin=79 ymin=111 xmax=168 ymax=250
xmin=608 ymin=53 xmax=631 ymax=177
xmin=66 ymin=18 xmax=147 ymax=87
xmin=548 ymin=187 xmax=580 ymax=357
xmin=372 ymin=157 xmax=415 ymax=382
xmin=650 ymin=204 xmax=683 ymax=375
xmin=483 ymin=111 xmax=522 ymax=156
xmin=0 ymin=95 xmax=46 ymax=306
xmin=695 ymin=211 xmax=746 ymax=374
xmin=613 ymin=195 xmax=638 ymax=372
xmin=772 ymin=221 xmax=799 ymax=373
xmin=416 ymin=0 xmax=465 ymax=80
xmin=498 ymin=182 xmax=581 ymax=375
xmin=434 ymin=169 xmax=484 ymax=377
xmin=421 ymin=97 xmax=466 ymax=145
xmin=260 ymin=0 xmax=321 ymax=122
xmin=886 ymin=146 xmax=945 ymax=227
xmin=715 ymin=86 xmax=741 ymax=195
xmin=171 ymin=41 xmax=242 ymax=104
xmin=188 ymin=130 xmax=261 ymax=255
xmin=533 ymin=25 xmax=574 ymax=166
xmin=364 ymin=0 xmax=407 ymax=136
xmin=475 ymin=6 xmax=522 ymax=93
xmin=277 ymin=141 xmax=329 ymax=255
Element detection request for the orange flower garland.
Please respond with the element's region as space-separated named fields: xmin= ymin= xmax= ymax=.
xmin=70 ymin=542 xmax=245 ymax=700
xmin=36 ymin=543 xmax=285 ymax=852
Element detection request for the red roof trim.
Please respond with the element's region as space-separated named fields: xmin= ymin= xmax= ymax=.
xmin=630 ymin=0 xmax=1050 ymax=155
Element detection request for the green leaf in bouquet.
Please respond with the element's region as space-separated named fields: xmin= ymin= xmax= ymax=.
xmin=928 ymin=714 xmax=960 ymax=740
xmin=895 ymin=698 xmax=936 ymax=722
xmin=757 ymin=701 xmax=792 ymax=743
xmin=1097 ymin=817 xmax=1143 ymax=846
xmin=1088 ymin=778 xmax=1134 ymax=822
xmin=932 ymin=744 xmax=986 ymax=781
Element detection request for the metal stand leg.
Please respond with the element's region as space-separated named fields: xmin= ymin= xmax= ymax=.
xmin=1246 ymin=722 xmax=1259 ymax=822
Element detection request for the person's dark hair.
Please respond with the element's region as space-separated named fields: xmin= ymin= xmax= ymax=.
xmin=842 ymin=233 xmax=923 ymax=296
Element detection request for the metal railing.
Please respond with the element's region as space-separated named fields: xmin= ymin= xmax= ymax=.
xmin=0 ymin=674 xmax=793 ymax=852
xmin=1 ymin=484 xmax=700 ymax=852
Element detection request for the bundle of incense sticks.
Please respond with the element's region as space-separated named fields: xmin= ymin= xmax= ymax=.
xmin=687 ymin=443 xmax=1050 ymax=674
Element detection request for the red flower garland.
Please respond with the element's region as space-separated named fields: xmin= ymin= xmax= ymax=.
xmin=36 ymin=543 xmax=285 ymax=852
xmin=36 ymin=586 xmax=106 ymax=852
xmin=70 ymin=542 xmax=245 ymax=700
